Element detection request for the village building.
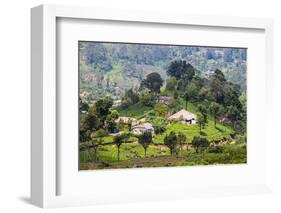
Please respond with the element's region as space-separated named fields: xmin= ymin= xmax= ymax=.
xmin=158 ymin=96 xmax=173 ymax=105
xmin=115 ymin=116 xmax=139 ymax=126
xmin=131 ymin=123 xmax=154 ymax=135
xmin=167 ymin=109 xmax=197 ymax=125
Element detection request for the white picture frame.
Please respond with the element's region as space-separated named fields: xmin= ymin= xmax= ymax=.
xmin=31 ymin=4 xmax=274 ymax=208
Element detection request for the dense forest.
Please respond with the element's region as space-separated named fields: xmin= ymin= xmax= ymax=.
xmin=79 ymin=42 xmax=247 ymax=170
xmin=79 ymin=42 xmax=247 ymax=106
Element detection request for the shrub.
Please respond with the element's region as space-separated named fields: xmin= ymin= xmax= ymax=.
xmin=208 ymin=146 xmax=223 ymax=153
xmin=140 ymin=92 xmax=156 ymax=107
xmin=192 ymin=136 xmax=209 ymax=152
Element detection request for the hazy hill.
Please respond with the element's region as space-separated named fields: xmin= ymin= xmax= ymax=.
xmin=79 ymin=42 xmax=246 ymax=102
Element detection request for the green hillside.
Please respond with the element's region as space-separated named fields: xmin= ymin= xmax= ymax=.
xmin=79 ymin=42 xmax=247 ymax=170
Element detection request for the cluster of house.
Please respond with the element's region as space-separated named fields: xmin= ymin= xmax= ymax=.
xmin=115 ymin=109 xmax=197 ymax=135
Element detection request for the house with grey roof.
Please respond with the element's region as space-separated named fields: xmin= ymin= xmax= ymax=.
xmin=131 ymin=123 xmax=154 ymax=135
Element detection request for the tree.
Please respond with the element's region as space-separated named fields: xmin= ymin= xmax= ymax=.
xmin=183 ymin=91 xmax=190 ymax=110
xmin=198 ymin=87 xmax=214 ymax=104
xmin=197 ymin=104 xmax=208 ymax=125
xmin=79 ymin=97 xmax=89 ymax=112
xmin=177 ymin=132 xmax=186 ymax=156
xmin=197 ymin=113 xmax=206 ymax=134
xmin=167 ymin=60 xmax=196 ymax=81
xmin=164 ymin=131 xmax=178 ymax=156
xmin=192 ymin=136 xmax=209 ymax=153
xmin=153 ymin=117 xmax=167 ymax=135
xmin=90 ymin=97 xmax=113 ymax=125
xmin=138 ymin=132 xmax=153 ymax=157
xmin=182 ymin=82 xmax=198 ymax=109
xmin=124 ymin=88 xmax=140 ymax=104
xmin=154 ymin=103 xmax=168 ymax=117
xmin=140 ymin=92 xmax=156 ymax=107
xmin=209 ymin=102 xmax=220 ymax=127
xmin=186 ymin=82 xmax=198 ymax=101
xmin=90 ymin=129 xmax=106 ymax=162
xmin=105 ymin=110 xmax=119 ymax=133
xmin=209 ymin=69 xmax=226 ymax=104
xmin=140 ymin=72 xmax=163 ymax=94
xmin=165 ymin=77 xmax=178 ymax=92
xmin=226 ymin=105 xmax=240 ymax=128
xmin=80 ymin=111 xmax=101 ymax=142
xmin=113 ymin=133 xmax=129 ymax=161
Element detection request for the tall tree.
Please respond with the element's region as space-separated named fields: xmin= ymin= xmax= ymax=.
xmin=177 ymin=132 xmax=187 ymax=156
xmin=197 ymin=104 xmax=208 ymax=125
xmin=226 ymin=105 xmax=240 ymax=128
xmin=140 ymin=72 xmax=163 ymax=94
xmin=164 ymin=131 xmax=178 ymax=156
xmin=113 ymin=133 xmax=129 ymax=161
xmin=138 ymin=132 xmax=153 ymax=157
xmin=90 ymin=129 xmax=106 ymax=162
xmin=183 ymin=91 xmax=190 ymax=110
xmin=167 ymin=60 xmax=196 ymax=81
xmin=182 ymin=82 xmax=198 ymax=109
xmin=165 ymin=77 xmax=178 ymax=92
xmin=210 ymin=69 xmax=226 ymax=104
xmin=105 ymin=110 xmax=119 ymax=133
xmin=209 ymin=102 xmax=220 ymax=127
xmin=90 ymin=97 xmax=113 ymax=125
xmin=197 ymin=113 xmax=206 ymax=134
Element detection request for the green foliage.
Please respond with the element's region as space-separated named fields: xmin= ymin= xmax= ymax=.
xmin=138 ymin=132 xmax=153 ymax=157
xmin=165 ymin=77 xmax=178 ymax=92
xmin=153 ymin=120 xmax=233 ymax=144
xmin=113 ymin=133 xmax=129 ymax=161
xmin=118 ymin=102 xmax=152 ymax=118
xmin=90 ymin=97 xmax=113 ymax=124
xmin=185 ymin=82 xmax=198 ymax=102
xmin=197 ymin=113 xmax=206 ymax=133
xmin=140 ymin=72 xmax=163 ymax=93
xmin=154 ymin=103 xmax=168 ymax=117
xmin=177 ymin=132 xmax=186 ymax=155
xmin=167 ymin=60 xmax=196 ymax=81
xmin=140 ymin=92 xmax=156 ymax=107
xmin=192 ymin=136 xmax=209 ymax=152
xmin=79 ymin=43 xmax=247 ymax=170
xmin=164 ymin=131 xmax=178 ymax=156
xmin=209 ymin=102 xmax=220 ymax=126
xmin=121 ymin=88 xmax=140 ymax=110
xmin=208 ymin=145 xmax=223 ymax=153
xmin=79 ymin=98 xmax=89 ymax=112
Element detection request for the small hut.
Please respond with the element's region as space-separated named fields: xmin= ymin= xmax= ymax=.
xmin=167 ymin=109 xmax=197 ymax=124
xmin=131 ymin=123 xmax=154 ymax=135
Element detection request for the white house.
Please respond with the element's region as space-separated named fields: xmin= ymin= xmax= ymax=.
xmin=115 ymin=116 xmax=139 ymax=126
xmin=131 ymin=123 xmax=154 ymax=135
xmin=167 ymin=109 xmax=197 ymax=124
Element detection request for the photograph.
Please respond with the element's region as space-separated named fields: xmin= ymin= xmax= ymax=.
xmin=79 ymin=41 xmax=247 ymax=170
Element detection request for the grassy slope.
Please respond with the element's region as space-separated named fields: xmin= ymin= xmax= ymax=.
xmin=154 ymin=121 xmax=233 ymax=144
xmin=117 ymin=102 xmax=153 ymax=118
xmin=118 ymin=98 xmax=234 ymax=144
xmin=80 ymin=143 xmax=246 ymax=169
xmin=80 ymin=97 xmax=237 ymax=169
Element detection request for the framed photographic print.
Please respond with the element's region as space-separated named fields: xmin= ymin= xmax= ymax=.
xmin=31 ymin=4 xmax=274 ymax=208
